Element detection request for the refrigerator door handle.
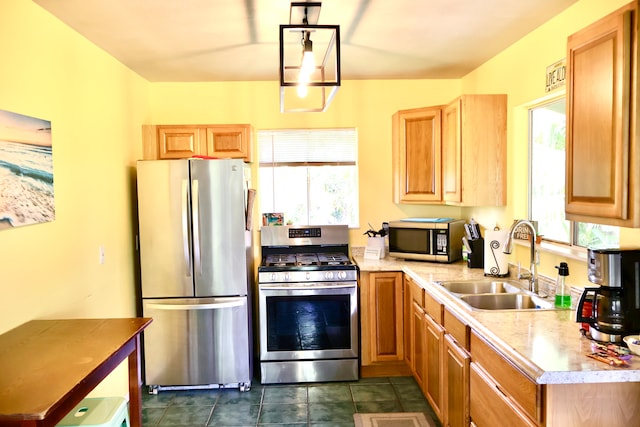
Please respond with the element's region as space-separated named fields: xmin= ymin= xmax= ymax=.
xmin=146 ymin=297 xmax=246 ymax=311
xmin=181 ymin=178 xmax=192 ymax=277
xmin=192 ymin=178 xmax=202 ymax=274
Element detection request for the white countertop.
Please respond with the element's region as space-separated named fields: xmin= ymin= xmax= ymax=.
xmin=354 ymin=253 xmax=640 ymax=384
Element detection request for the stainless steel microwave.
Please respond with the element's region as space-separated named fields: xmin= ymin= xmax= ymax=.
xmin=388 ymin=219 xmax=465 ymax=263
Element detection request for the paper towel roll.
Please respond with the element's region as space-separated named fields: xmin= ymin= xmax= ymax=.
xmin=484 ymin=230 xmax=509 ymax=276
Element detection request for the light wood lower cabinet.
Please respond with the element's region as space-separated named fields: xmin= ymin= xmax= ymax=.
xmin=411 ymin=301 xmax=427 ymax=388
xmin=469 ymin=363 xmax=537 ymax=427
xmin=405 ymin=275 xmax=426 ymax=387
xmin=469 ymin=330 xmax=541 ymax=426
xmin=424 ymin=310 xmax=444 ymax=422
xmin=443 ymin=308 xmax=470 ymax=427
xmin=360 ymin=271 xmax=410 ymax=377
xmin=544 ymin=382 xmax=640 ymax=426
xmin=389 ymin=274 xmax=640 ymax=427
xmin=444 ymin=334 xmax=470 ymax=427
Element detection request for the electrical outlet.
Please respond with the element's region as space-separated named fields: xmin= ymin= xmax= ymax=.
xmin=99 ymin=245 xmax=105 ymax=265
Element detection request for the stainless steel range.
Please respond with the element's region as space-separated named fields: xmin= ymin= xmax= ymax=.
xmin=258 ymin=225 xmax=359 ymax=384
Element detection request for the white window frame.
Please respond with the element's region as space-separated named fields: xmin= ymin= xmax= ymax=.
xmin=258 ymin=128 xmax=359 ymax=227
xmin=528 ymin=95 xmax=619 ymax=251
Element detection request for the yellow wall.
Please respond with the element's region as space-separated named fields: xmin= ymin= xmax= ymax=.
xmin=1 ymin=0 xmax=635 ymax=398
xmin=0 ymin=0 xmax=150 ymax=396
xmin=148 ymin=80 xmax=465 ymax=247
xmin=461 ymin=0 xmax=634 ymax=285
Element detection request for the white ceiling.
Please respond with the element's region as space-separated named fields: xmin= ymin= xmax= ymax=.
xmin=33 ymin=0 xmax=578 ymax=82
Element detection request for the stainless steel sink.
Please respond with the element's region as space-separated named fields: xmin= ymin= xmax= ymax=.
xmin=434 ymin=279 xmax=557 ymax=311
xmin=435 ymin=280 xmax=523 ymax=295
xmin=458 ymin=293 xmax=555 ymax=311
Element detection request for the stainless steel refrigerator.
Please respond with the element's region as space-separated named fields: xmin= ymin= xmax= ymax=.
xmin=136 ymin=158 xmax=253 ymax=393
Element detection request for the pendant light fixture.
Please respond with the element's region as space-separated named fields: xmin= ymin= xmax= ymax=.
xmin=279 ymin=2 xmax=340 ymax=112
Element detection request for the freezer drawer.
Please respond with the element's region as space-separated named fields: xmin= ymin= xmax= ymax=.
xmin=142 ymin=297 xmax=251 ymax=389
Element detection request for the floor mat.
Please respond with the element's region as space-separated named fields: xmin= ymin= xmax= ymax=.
xmin=353 ymin=412 xmax=436 ymax=427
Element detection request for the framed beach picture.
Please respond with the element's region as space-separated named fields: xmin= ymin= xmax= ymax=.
xmin=0 ymin=109 xmax=54 ymax=230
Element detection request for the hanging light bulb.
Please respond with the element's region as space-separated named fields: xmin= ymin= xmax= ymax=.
xmin=297 ymin=84 xmax=308 ymax=98
xmin=297 ymin=31 xmax=314 ymax=98
xmin=300 ymin=31 xmax=315 ymax=78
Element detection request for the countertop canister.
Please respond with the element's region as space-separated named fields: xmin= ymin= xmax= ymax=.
xmin=484 ymin=229 xmax=509 ymax=277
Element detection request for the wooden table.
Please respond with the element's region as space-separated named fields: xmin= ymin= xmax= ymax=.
xmin=0 ymin=318 xmax=152 ymax=427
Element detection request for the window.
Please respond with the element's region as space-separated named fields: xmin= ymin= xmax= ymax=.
xmin=529 ymin=98 xmax=619 ymax=248
xmin=258 ymin=128 xmax=359 ymax=227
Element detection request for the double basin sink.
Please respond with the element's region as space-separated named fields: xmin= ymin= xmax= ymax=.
xmin=433 ymin=279 xmax=556 ymax=311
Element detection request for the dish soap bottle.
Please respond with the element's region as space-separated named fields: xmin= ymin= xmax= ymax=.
xmin=554 ymin=262 xmax=571 ymax=308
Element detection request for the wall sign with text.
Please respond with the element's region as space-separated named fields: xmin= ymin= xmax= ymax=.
xmin=546 ymin=59 xmax=566 ymax=92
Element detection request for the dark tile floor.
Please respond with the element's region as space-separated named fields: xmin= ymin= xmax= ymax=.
xmin=141 ymin=376 xmax=442 ymax=427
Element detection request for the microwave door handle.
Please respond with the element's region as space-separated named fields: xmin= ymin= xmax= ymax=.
xmin=192 ymin=179 xmax=202 ymax=275
xmin=181 ymin=179 xmax=192 ymax=277
xmin=429 ymin=229 xmax=435 ymax=255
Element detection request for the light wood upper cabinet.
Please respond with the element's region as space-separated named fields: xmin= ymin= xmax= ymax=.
xmin=142 ymin=124 xmax=253 ymax=162
xmin=157 ymin=126 xmax=203 ymax=159
xmin=442 ymin=94 xmax=507 ymax=206
xmin=206 ymin=125 xmax=252 ymax=161
xmin=565 ymin=1 xmax=639 ymax=226
xmin=392 ymin=94 xmax=506 ymax=206
xmin=392 ymin=106 xmax=443 ymax=203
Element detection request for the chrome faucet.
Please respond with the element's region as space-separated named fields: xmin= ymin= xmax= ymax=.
xmin=504 ymin=219 xmax=539 ymax=295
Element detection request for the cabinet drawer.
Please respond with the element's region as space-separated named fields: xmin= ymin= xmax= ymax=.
xmin=425 ymin=292 xmax=442 ymax=324
xmin=470 ymin=331 xmax=540 ymax=422
xmin=443 ymin=307 xmax=468 ymax=350
xmin=407 ymin=275 xmax=425 ymax=308
xmin=470 ymin=363 xmax=537 ymax=427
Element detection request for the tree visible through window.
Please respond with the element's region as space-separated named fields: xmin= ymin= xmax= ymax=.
xmin=258 ymin=129 xmax=359 ymax=227
xmin=529 ymin=98 xmax=618 ymax=248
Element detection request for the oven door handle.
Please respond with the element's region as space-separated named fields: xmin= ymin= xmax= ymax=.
xmin=260 ymin=283 xmax=357 ymax=291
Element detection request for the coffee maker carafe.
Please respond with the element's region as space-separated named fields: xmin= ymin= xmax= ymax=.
xmin=576 ymin=248 xmax=640 ymax=342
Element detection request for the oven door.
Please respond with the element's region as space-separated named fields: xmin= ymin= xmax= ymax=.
xmin=258 ymin=282 xmax=358 ymax=361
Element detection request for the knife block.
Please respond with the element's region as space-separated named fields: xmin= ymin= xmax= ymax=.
xmin=467 ymin=237 xmax=484 ymax=268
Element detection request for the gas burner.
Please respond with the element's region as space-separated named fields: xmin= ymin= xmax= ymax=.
xmin=265 ymin=254 xmax=297 ymax=267
xmin=295 ymin=253 xmax=319 ymax=266
xmin=317 ymin=253 xmax=350 ymax=265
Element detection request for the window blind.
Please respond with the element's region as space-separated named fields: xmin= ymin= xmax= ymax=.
xmin=258 ymin=128 xmax=357 ymax=165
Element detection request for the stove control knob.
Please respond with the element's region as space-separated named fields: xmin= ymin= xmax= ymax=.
xmin=270 ymin=273 xmax=278 ymax=282
xmin=325 ymin=271 xmax=334 ymax=280
xmin=338 ymin=271 xmax=347 ymax=280
xmin=283 ymin=273 xmax=291 ymax=281
xmin=306 ymin=272 xmax=311 ymax=280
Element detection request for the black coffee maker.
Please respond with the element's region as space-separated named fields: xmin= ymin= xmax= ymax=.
xmin=576 ymin=248 xmax=640 ymax=343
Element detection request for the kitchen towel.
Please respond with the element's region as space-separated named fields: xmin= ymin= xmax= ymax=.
xmin=484 ymin=230 xmax=509 ymax=277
